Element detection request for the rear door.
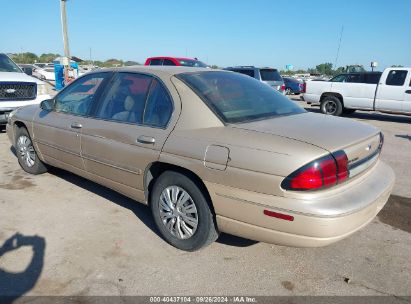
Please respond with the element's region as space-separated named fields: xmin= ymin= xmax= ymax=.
xmin=80 ymin=72 xmax=178 ymax=202
xmin=32 ymin=72 xmax=110 ymax=172
xmin=375 ymin=69 xmax=408 ymax=112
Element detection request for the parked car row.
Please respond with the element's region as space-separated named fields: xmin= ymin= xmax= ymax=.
xmin=145 ymin=57 xmax=290 ymax=95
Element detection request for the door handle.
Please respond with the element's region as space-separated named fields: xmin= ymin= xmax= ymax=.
xmin=405 ymin=90 xmax=411 ymax=94
xmin=70 ymin=122 xmax=83 ymax=129
xmin=137 ymin=135 xmax=156 ymax=144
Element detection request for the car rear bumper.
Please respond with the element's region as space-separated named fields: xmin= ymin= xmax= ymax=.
xmin=207 ymin=160 xmax=395 ymax=247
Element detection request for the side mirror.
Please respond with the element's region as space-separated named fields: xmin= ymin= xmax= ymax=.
xmin=40 ymin=99 xmax=54 ymax=111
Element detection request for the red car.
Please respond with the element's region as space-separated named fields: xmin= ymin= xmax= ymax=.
xmin=145 ymin=56 xmax=208 ymax=68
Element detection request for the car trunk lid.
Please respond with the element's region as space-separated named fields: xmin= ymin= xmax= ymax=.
xmin=230 ymin=112 xmax=382 ymax=177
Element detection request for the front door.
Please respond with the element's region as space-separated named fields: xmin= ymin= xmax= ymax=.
xmin=80 ymin=72 xmax=176 ymax=202
xmin=32 ymin=72 xmax=110 ymax=172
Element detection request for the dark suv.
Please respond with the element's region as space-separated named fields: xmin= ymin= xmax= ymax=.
xmin=224 ymin=66 xmax=285 ymax=94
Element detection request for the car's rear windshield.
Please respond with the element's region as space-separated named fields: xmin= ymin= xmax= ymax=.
xmin=0 ymin=54 xmax=22 ymax=73
xmin=260 ymin=69 xmax=282 ymax=81
xmin=178 ymin=59 xmax=208 ymax=68
xmin=177 ymin=71 xmax=305 ymax=124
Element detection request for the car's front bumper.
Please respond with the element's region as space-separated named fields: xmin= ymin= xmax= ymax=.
xmin=0 ymin=94 xmax=50 ymax=125
xmin=207 ymin=160 xmax=395 ymax=247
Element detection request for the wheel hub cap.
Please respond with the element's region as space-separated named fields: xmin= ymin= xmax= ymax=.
xmin=159 ymin=186 xmax=198 ymax=240
xmin=17 ymin=135 xmax=35 ymax=168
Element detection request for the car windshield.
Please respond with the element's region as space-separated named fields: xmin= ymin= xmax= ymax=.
xmin=260 ymin=69 xmax=282 ymax=81
xmin=178 ymin=59 xmax=208 ymax=68
xmin=0 ymin=54 xmax=23 ymax=73
xmin=177 ymin=71 xmax=305 ymax=124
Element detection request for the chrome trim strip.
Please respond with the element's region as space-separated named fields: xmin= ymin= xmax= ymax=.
xmin=34 ymin=139 xmax=80 ymax=157
xmin=82 ymin=153 xmax=142 ymax=175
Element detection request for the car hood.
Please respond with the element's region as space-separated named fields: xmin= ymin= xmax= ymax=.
xmin=229 ymin=112 xmax=379 ymax=152
xmin=0 ymin=72 xmax=44 ymax=84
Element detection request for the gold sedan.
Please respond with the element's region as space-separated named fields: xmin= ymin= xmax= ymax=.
xmin=6 ymin=66 xmax=395 ymax=251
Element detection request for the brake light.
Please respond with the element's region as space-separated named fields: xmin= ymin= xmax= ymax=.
xmin=280 ymin=84 xmax=286 ymax=92
xmin=282 ymin=151 xmax=349 ymax=191
xmin=302 ymin=82 xmax=306 ymax=93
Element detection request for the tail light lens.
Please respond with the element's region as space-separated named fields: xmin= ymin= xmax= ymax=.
xmin=282 ymin=151 xmax=349 ymax=191
xmin=302 ymin=82 xmax=306 ymax=93
xmin=280 ymin=84 xmax=286 ymax=92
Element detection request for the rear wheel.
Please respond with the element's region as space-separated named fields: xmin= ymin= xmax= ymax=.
xmin=320 ymin=95 xmax=343 ymax=116
xmin=150 ymin=171 xmax=219 ymax=251
xmin=15 ymin=127 xmax=48 ymax=175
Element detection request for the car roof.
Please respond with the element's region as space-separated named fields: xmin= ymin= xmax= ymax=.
xmin=146 ymin=56 xmax=197 ymax=61
xmin=92 ymin=65 xmax=219 ymax=77
xmin=226 ymin=66 xmax=279 ymax=70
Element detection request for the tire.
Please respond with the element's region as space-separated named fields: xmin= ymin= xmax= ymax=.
xmin=15 ymin=127 xmax=48 ymax=175
xmin=150 ymin=171 xmax=219 ymax=251
xmin=320 ymin=95 xmax=343 ymax=116
xmin=343 ymin=108 xmax=356 ymax=115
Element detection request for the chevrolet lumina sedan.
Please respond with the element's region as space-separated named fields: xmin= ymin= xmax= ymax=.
xmin=6 ymin=66 xmax=395 ymax=251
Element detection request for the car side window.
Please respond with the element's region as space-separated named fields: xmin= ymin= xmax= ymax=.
xmin=94 ymin=73 xmax=153 ymax=124
xmin=330 ymin=74 xmax=346 ymax=82
xmin=234 ymin=69 xmax=255 ymax=78
xmin=364 ymin=73 xmax=381 ymax=84
xmin=163 ymin=59 xmax=176 ymax=66
xmin=143 ymin=79 xmax=173 ymax=128
xmin=54 ymin=73 xmax=107 ymax=116
xmin=346 ymin=74 xmax=361 ymax=83
xmin=149 ymin=59 xmax=163 ymax=66
xmin=386 ymin=70 xmax=408 ymax=86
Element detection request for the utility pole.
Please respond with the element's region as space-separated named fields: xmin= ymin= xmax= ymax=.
xmin=60 ymin=0 xmax=71 ymax=85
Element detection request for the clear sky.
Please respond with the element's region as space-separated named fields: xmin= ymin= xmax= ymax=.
xmin=2 ymin=0 xmax=410 ymax=70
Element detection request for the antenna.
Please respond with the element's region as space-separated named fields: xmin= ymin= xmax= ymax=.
xmin=334 ymin=25 xmax=344 ymax=69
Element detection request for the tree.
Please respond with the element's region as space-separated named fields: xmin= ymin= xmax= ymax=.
xmin=10 ymin=52 xmax=38 ymax=64
xmin=315 ymin=63 xmax=333 ymax=75
xmin=38 ymin=53 xmax=60 ymax=63
xmin=391 ymin=65 xmax=404 ymax=67
xmin=124 ymin=60 xmax=140 ymax=66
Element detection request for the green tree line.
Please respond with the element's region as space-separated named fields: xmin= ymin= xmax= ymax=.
xmin=9 ymin=52 xmax=140 ymax=67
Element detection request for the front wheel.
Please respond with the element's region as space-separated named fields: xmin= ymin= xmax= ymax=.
xmin=150 ymin=171 xmax=219 ymax=251
xmin=320 ymin=96 xmax=343 ymax=116
xmin=15 ymin=127 xmax=48 ymax=175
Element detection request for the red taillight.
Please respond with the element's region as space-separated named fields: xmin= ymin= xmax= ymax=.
xmin=302 ymin=82 xmax=306 ymax=93
xmin=282 ymin=151 xmax=349 ymax=191
xmin=280 ymin=84 xmax=286 ymax=91
xmin=334 ymin=151 xmax=348 ymax=183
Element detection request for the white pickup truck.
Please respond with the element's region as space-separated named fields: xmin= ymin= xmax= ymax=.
xmin=0 ymin=53 xmax=51 ymax=126
xmin=302 ymin=67 xmax=411 ymax=116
